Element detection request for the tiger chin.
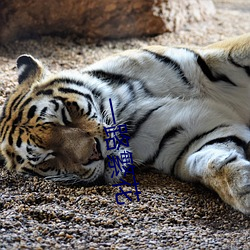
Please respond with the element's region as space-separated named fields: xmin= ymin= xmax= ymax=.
xmin=1 ymin=33 xmax=250 ymax=215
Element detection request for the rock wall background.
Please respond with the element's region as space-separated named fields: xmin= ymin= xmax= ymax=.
xmin=0 ymin=0 xmax=215 ymax=44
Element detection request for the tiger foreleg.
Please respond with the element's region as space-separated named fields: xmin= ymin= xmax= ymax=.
xmin=176 ymin=146 xmax=250 ymax=214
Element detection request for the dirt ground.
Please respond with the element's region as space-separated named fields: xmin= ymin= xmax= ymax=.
xmin=0 ymin=0 xmax=250 ymax=249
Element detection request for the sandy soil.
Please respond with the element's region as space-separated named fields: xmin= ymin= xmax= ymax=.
xmin=0 ymin=0 xmax=250 ymax=249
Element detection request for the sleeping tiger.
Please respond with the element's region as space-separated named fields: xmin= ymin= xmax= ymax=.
xmin=1 ymin=34 xmax=250 ymax=214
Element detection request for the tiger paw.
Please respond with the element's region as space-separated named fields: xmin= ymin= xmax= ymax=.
xmin=210 ymin=151 xmax=238 ymax=170
xmin=206 ymin=157 xmax=250 ymax=214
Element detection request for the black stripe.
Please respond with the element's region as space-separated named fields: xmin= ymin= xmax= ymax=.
xmin=8 ymin=132 xmax=13 ymax=145
xmin=139 ymin=82 xmax=154 ymax=97
xmin=195 ymin=135 xmax=247 ymax=153
xmin=26 ymin=145 xmax=33 ymax=154
xmin=228 ymin=51 xmax=250 ymax=77
xmin=13 ymin=117 xmax=19 ymax=126
xmin=20 ymin=97 xmax=33 ymax=110
xmin=49 ymin=78 xmax=86 ymax=87
xmin=143 ymin=50 xmax=191 ymax=86
xmin=171 ymin=124 xmax=230 ymax=175
xmin=8 ymin=114 xmax=21 ymax=145
xmin=99 ymin=98 xmax=112 ymax=125
xmin=16 ymin=136 xmax=22 ymax=148
xmin=16 ymin=155 xmax=24 ymax=164
xmin=0 ymin=116 xmax=8 ymax=139
xmin=8 ymin=114 xmax=20 ymax=145
xmin=35 ymin=107 xmax=48 ymax=122
xmin=54 ymin=96 xmax=68 ymax=103
xmin=86 ymin=102 xmax=92 ymax=116
xmin=40 ymin=107 xmax=48 ymax=117
xmin=1 ymin=125 xmax=9 ymax=142
xmin=117 ymin=102 xmax=129 ymax=118
xmin=99 ymin=98 xmax=105 ymax=117
xmin=6 ymin=116 xmax=19 ymax=145
xmin=88 ymin=70 xmax=154 ymax=98
xmin=36 ymin=89 xmax=54 ymax=96
xmin=22 ymin=167 xmax=43 ymax=177
xmin=12 ymin=94 xmax=25 ymax=111
xmin=128 ymin=83 xmax=136 ymax=100
xmin=50 ymin=100 xmax=59 ymax=112
xmin=61 ymin=108 xmax=71 ymax=125
xmin=145 ymin=126 xmax=183 ymax=165
xmin=1 ymin=106 xmax=11 ymax=136
xmin=58 ymin=87 xmax=83 ymax=95
xmin=116 ymin=84 xmax=137 ymax=119
xmin=58 ymin=87 xmax=94 ymax=105
xmin=0 ymin=94 xmax=26 ymax=135
xmin=16 ymin=128 xmax=24 ymax=148
xmin=19 ymin=128 xmax=24 ymax=136
xmin=225 ymin=155 xmax=237 ymax=165
xmin=27 ymin=156 xmax=40 ymax=162
xmin=184 ymin=48 xmax=237 ymax=87
xmin=27 ymin=105 xmax=37 ymax=119
xmin=14 ymin=110 xmax=23 ymax=125
xmin=197 ymin=56 xmax=237 ymax=86
xmin=196 ymin=55 xmax=217 ymax=81
xmin=88 ymin=70 xmax=130 ymax=85
xmin=129 ymin=105 xmax=163 ymax=137
xmin=92 ymin=88 xmax=102 ymax=98
xmin=90 ymin=114 xmax=97 ymax=119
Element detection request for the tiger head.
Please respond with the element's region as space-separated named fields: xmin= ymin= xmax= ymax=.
xmin=0 ymin=55 xmax=124 ymax=186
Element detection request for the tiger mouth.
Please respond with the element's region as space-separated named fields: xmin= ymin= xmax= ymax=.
xmin=83 ymin=137 xmax=103 ymax=166
xmin=45 ymin=173 xmax=106 ymax=186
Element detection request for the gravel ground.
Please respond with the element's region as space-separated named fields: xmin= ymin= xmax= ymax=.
xmin=0 ymin=0 xmax=250 ymax=249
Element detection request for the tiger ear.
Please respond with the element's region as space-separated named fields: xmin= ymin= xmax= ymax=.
xmin=17 ymin=55 xmax=44 ymax=86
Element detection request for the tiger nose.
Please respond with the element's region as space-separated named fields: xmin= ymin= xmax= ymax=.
xmin=89 ymin=138 xmax=103 ymax=161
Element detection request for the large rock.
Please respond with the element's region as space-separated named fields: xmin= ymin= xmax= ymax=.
xmin=0 ymin=0 xmax=215 ymax=44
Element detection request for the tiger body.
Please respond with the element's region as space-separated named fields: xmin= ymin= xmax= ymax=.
xmin=1 ymin=34 xmax=250 ymax=213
